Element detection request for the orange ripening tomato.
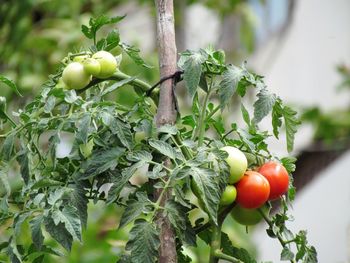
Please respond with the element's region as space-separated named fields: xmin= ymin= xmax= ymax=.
xmin=236 ymin=171 xmax=270 ymax=209
xmin=258 ymin=161 xmax=289 ymax=200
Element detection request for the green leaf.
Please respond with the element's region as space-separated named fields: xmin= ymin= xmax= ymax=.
xmin=125 ymin=219 xmax=160 ymax=263
xmin=52 ymin=206 xmax=82 ymax=241
xmin=119 ymin=192 xmax=151 ymax=228
xmin=283 ymin=106 xmax=301 ymax=152
xmin=165 ymin=200 xmax=196 ymax=246
xmin=0 ymin=75 xmax=22 ymax=96
xmin=44 ymin=96 xmax=56 ymax=113
xmin=69 ymin=182 xmax=88 ymax=228
xmin=75 ymin=112 xmax=91 ymax=145
xmin=110 ymin=118 xmax=133 ymax=150
xmin=120 ymin=43 xmax=152 ymax=68
xmin=190 ymin=167 xmax=221 ymax=225
xmin=81 ymin=15 xmax=125 ymax=40
xmin=17 ymin=151 xmax=30 ymax=185
xmin=149 ymin=139 xmax=181 ymax=160
xmin=79 ymin=147 xmax=125 ymax=179
xmin=7 ymin=238 xmax=22 ymax=263
xmin=272 ymin=99 xmax=301 ymax=152
xmin=281 ymin=247 xmax=294 ymax=261
xmin=219 ymin=65 xmax=246 ymax=110
xmin=181 ymin=51 xmax=207 ymax=99
xmin=44 ymin=217 xmax=73 ymax=251
xmin=1 ymin=133 xmax=15 ymax=161
xmin=101 ymin=77 xmax=136 ymax=96
xmin=106 ymin=161 xmax=144 ymax=204
xmin=128 ymin=150 xmax=153 ymax=163
xmin=14 ymin=212 xmax=31 ymax=237
xmin=97 ymin=29 xmax=121 ymax=51
xmin=304 ymin=246 xmax=317 ymax=263
xmin=281 ymin=157 xmax=297 ymax=174
xmin=31 ymin=178 xmax=63 ymax=189
xmin=241 ymin=104 xmax=251 ymax=127
xmin=253 ymin=88 xmax=276 ymax=123
xmin=30 ymin=215 xmax=44 ymax=250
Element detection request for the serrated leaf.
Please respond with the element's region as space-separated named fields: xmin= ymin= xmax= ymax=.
xmin=128 ymin=150 xmax=153 ymax=163
xmin=165 ymin=200 xmax=196 ymax=246
xmin=101 ymin=77 xmax=136 ymax=96
xmin=81 ymin=15 xmax=125 ymax=40
xmin=272 ymin=99 xmax=283 ymax=139
xmin=52 ymin=206 xmax=82 ymax=241
xmin=149 ymin=139 xmax=181 ymax=160
xmin=219 ymin=65 xmax=246 ymax=109
xmin=31 ymin=178 xmax=63 ymax=189
xmin=7 ymin=238 xmax=22 ymax=263
xmin=181 ymin=51 xmax=207 ymax=99
xmin=241 ymin=104 xmax=251 ymax=127
xmin=304 ymin=246 xmax=317 ymax=263
xmin=281 ymin=247 xmax=294 ymax=261
xmin=30 ymin=215 xmax=44 ymax=250
xmin=157 ymin=124 xmax=178 ymax=135
xmin=0 ymin=75 xmax=22 ymax=96
xmin=120 ymin=43 xmax=152 ymax=68
xmin=44 ymin=217 xmax=73 ymax=251
xmin=79 ymin=147 xmax=125 ymax=179
xmin=1 ymin=133 xmax=15 ymax=161
xmin=110 ymin=118 xmax=133 ymax=150
xmin=44 ymin=96 xmax=56 ymax=113
xmin=125 ymin=219 xmax=160 ymax=263
xmin=17 ymin=151 xmax=30 ymax=185
xmin=75 ymin=112 xmax=91 ymax=145
xmin=253 ymin=88 xmax=276 ymax=123
xmin=106 ymin=161 xmax=144 ymax=204
xmin=119 ymin=192 xmax=151 ymax=228
xmin=64 ymin=90 xmax=78 ymax=104
xmin=281 ymin=157 xmax=297 ymax=174
xmin=283 ymin=106 xmax=301 ymax=152
xmin=190 ymin=167 xmax=220 ymax=225
xmin=69 ymin=182 xmax=88 ymax=228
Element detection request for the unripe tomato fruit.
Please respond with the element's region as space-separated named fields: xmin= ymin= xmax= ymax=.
xmin=221 ymin=146 xmax=248 ymax=184
xmin=236 ymin=171 xmax=270 ymax=209
xmin=220 ymin=185 xmax=237 ymax=206
xmin=231 ymin=205 xmax=263 ymax=226
xmin=62 ymin=62 xmax=91 ymax=90
xmin=73 ymin=54 xmax=89 ymax=63
xmin=258 ymin=161 xmax=289 ymax=200
xmin=92 ymin=51 xmax=117 ymax=78
xmin=83 ymin=58 xmax=101 ymax=76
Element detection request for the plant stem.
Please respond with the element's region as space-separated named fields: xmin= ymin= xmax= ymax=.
xmin=214 ymin=251 xmax=243 ymax=263
xmin=206 ymin=105 xmax=220 ymax=121
xmin=197 ymin=90 xmax=211 ymax=146
xmin=209 ymin=224 xmax=221 ymax=263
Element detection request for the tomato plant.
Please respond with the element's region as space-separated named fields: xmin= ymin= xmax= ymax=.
xmin=0 ymin=12 xmax=317 ymax=263
xmin=236 ymin=171 xmax=270 ymax=209
xmin=259 ymin=161 xmax=290 ymax=200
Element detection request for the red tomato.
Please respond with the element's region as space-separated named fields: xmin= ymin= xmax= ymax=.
xmin=258 ymin=161 xmax=289 ymax=200
xmin=236 ymin=171 xmax=270 ymax=209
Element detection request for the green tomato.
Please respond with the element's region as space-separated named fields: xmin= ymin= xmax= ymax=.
xmin=220 ymin=185 xmax=237 ymax=206
xmin=83 ymin=58 xmax=101 ymax=76
xmin=62 ymin=62 xmax=92 ymax=90
xmin=135 ymin=131 xmax=147 ymax=144
xmin=92 ymin=51 xmax=117 ymax=78
xmin=221 ymin=146 xmax=248 ymax=184
xmin=231 ymin=205 xmax=264 ymax=226
xmin=79 ymin=139 xmax=94 ymax=158
xmin=73 ymin=54 xmax=90 ymax=63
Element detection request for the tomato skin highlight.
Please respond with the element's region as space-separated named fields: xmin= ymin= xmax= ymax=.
xmin=62 ymin=62 xmax=92 ymax=90
xmin=92 ymin=51 xmax=117 ymax=78
xmin=220 ymin=185 xmax=237 ymax=206
xmin=221 ymin=146 xmax=248 ymax=184
xmin=231 ymin=205 xmax=263 ymax=226
xmin=258 ymin=161 xmax=289 ymax=200
xmin=236 ymin=171 xmax=270 ymax=209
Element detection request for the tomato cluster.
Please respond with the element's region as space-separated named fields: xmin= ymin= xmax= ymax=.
xmin=192 ymin=146 xmax=290 ymax=226
xmin=61 ymin=51 xmax=118 ymax=90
